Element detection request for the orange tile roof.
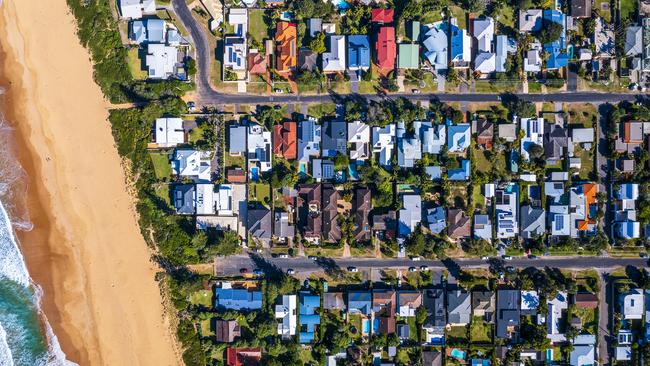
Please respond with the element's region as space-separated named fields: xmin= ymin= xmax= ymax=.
xmin=273 ymin=122 xmax=297 ymax=159
xmin=247 ymin=52 xmax=266 ymax=74
xmin=275 ymin=22 xmax=297 ymax=72
xmin=584 ymin=183 xmax=596 ymax=219
xmin=577 ymin=220 xmax=589 ymax=231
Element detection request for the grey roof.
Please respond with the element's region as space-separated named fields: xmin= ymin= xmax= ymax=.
xmin=173 ymin=184 xmax=195 ymax=214
xmin=229 ymin=125 xmax=247 ymax=154
xmin=625 ymin=26 xmax=643 ymax=56
xmin=447 ymin=290 xmax=471 ymax=324
xmin=520 ymin=206 xmax=546 ymax=239
xmin=425 ymin=166 xmax=442 ymax=180
xmin=274 ymin=211 xmax=295 ymax=239
xmin=422 ymin=351 xmax=442 ymax=366
xmin=397 ymin=323 xmax=410 ymax=339
xmin=472 ymin=291 xmax=495 ymax=320
xmin=130 ymin=20 xmax=147 ymax=43
xmin=426 ymin=207 xmax=446 ymax=234
xmin=146 ymin=19 xmax=166 ymax=43
xmin=473 ymin=214 xmax=492 ymax=241
xmin=397 ymin=122 xmax=422 ymax=167
xmin=312 ymin=159 xmax=334 ymax=180
xmin=571 ymin=128 xmax=595 ymax=143
xmin=299 ymin=48 xmax=318 ymax=71
xmin=248 ymin=208 xmax=272 ymax=240
xmin=496 ymin=290 xmax=520 ymax=339
xmin=348 ymin=291 xmax=372 ymax=315
xmin=570 ymin=0 xmax=591 ymax=17
xmin=544 ymin=123 xmax=568 ymax=161
xmin=322 ymin=121 xmax=347 ymax=157
xmin=323 ymin=292 xmax=345 ymax=311
xmin=423 ymin=288 xmax=446 ymax=328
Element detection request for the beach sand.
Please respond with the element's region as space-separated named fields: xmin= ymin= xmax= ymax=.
xmin=0 ymin=1 xmax=181 ymax=365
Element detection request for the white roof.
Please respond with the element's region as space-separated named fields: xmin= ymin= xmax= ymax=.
xmin=224 ymin=37 xmax=247 ymax=71
xmin=520 ymin=117 xmax=544 ymax=161
xmin=524 ymin=43 xmax=542 ymax=72
xmin=595 ymin=17 xmax=615 ymax=56
xmin=173 ymin=149 xmax=212 ymax=181
xmin=275 ymin=294 xmax=297 ymax=338
xmin=119 ymin=0 xmax=156 ymax=19
xmin=146 ymin=43 xmax=179 ymax=79
xmin=196 ymin=184 xmax=216 ymax=215
xmin=228 ymin=8 xmax=248 ymax=28
xmin=519 ymin=9 xmax=542 ymax=32
xmin=571 ymin=128 xmax=595 ymax=143
xmin=422 ymin=22 xmax=448 ymax=70
xmin=247 ymin=124 xmax=272 ymax=173
xmin=348 ymin=121 xmax=370 ymax=161
xmin=474 ymin=52 xmax=496 ymax=73
xmin=323 ymin=35 xmax=346 ymax=72
xmin=496 ymin=185 xmax=518 ymax=239
xmin=473 ymin=17 xmax=495 ymax=53
xmin=547 ymin=292 xmax=568 ymax=342
xmin=621 ymin=289 xmax=644 ymax=319
xmin=215 ymin=184 xmax=234 ymax=215
xmin=372 ymin=124 xmax=395 ymax=167
xmin=399 ymin=195 xmax=422 ymax=238
xmin=155 ymin=118 xmax=184 ymax=147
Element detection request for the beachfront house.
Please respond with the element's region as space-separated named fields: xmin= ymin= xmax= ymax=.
xmin=119 ymin=0 xmax=156 ymax=19
xmin=172 ymin=149 xmax=211 ymax=182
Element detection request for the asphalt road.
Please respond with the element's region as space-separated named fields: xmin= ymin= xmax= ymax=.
xmin=172 ymin=0 xmax=649 ymax=107
xmin=215 ymin=254 xmax=648 ymax=276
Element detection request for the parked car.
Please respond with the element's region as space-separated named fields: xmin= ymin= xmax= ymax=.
xmin=411 ymin=256 xmax=422 ymax=261
xmin=528 ymin=255 xmax=538 ymax=260
xmin=640 ymin=253 xmax=648 ymax=259
xmin=253 ymin=269 xmax=264 ymax=276
xmin=481 ymin=256 xmax=490 ymax=260
xmin=502 ymin=255 xmax=513 ymax=260
xmin=408 ymin=267 xmax=417 ymax=272
xmin=274 ymin=88 xmax=284 ymax=94
xmin=419 ymin=265 xmax=429 ymax=271
xmin=411 ymin=89 xmax=420 ymax=94
xmin=347 ymin=266 xmax=358 ymax=273
xmin=187 ymin=101 xmax=196 ymax=111
xmin=308 ymin=256 xmax=318 ymax=261
xmin=286 ymin=269 xmax=295 ymax=275
xmin=278 ymin=253 xmax=289 ymax=258
xmin=239 ymin=268 xmax=248 ymax=274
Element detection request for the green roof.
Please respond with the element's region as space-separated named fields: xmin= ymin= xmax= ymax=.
xmin=408 ymin=20 xmax=420 ymax=41
xmin=398 ymin=43 xmax=419 ymax=69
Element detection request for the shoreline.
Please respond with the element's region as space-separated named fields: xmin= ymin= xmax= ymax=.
xmin=0 ymin=1 xmax=180 ymax=365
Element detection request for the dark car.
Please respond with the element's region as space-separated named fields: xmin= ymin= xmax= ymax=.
xmin=239 ymin=268 xmax=248 ymax=274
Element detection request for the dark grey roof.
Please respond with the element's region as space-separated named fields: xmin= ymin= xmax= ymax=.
xmin=322 ymin=121 xmax=347 ymax=157
xmin=544 ymin=123 xmax=568 ymax=161
xmin=173 ymin=184 xmax=195 ymax=214
xmin=248 ymin=208 xmax=272 ymax=239
xmin=273 ymin=211 xmax=294 ymax=239
xmin=397 ymin=323 xmax=410 ymax=339
xmin=447 ymin=290 xmax=471 ymax=324
xmin=496 ymin=290 xmax=521 ymax=339
xmin=520 ymin=206 xmax=546 ymax=239
xmin=423 ymin=288 xmax=446 ymax=327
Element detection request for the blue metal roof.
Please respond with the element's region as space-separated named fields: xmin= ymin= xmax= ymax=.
xmin=347 ymin=35 xmax=370 ymax=69
xmin=543 ymin=10 xmax=568 ymax=69
xmin=214 ymin=288 xmax=263 ymax=310
xmin=448 ymin=159 xmax=470 ymax=181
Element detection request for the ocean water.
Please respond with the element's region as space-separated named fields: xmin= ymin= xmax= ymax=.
xmin=0 ymin=108 xmax=76 ymax=365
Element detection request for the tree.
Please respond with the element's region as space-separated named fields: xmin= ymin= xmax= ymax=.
xmin=185 ymin=57 xmax=197 ymax=76
xmin=466 ymin=0 xmax=485 ymax=13
xmin=308 ymin=32 xmax=326 ymax=54
xmin=528 ymin=143 xmax=545 ymax=159
xmin=340 ymin=5 xmax=371 ymax=34
xmin=333 ymin=153 xmax=350 ymax=171
xmin=446 ymin=67 xmax=459 ymax=83
xmin=255 ymin=105 xmax=283 ymax=130
xmin=536 ymin=22 xmax=564 ymax=44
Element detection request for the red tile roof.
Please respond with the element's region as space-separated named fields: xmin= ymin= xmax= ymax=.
xmin=275 ymin=22 xmax=297 ymax=72
xmin=371 ymin=8 xmax=394 ymax=23
xmin=247 ymin=52 xmax=266 ymax=75
xmin=226 ymin=348 xmax=262 ymax=366
xmin=375 ymin=26 xmax=396 ymax=70
xmin=226 ymin=168 xmax=247 ymax=183
xmin=273 ymin=122 xmax=297 ymax=159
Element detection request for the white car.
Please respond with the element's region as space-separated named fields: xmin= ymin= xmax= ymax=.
xmin=286 ymin=269 xmax=295 ymax=275
xmin=502 ymin=255 xmax=513 ymax=261
xmin=347 ymin=266 xmax=358 ymax=273
xmin=278 ymin=253 xmax=289 ymax=258
xmin=419 ymin=265 xmax=429 ymax=271
xmin=408 ymin=267 xmax=417 ymax=272
xmin=481 ymin=256 xmax=489 ymax=260
xmin=411 ymin=256 xmax=422 ymax=261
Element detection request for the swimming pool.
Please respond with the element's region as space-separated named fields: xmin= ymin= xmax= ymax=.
xmin=451 ymin=348 xmax=466 ymax=360
xmin=251 ymin=167 xmax=259 ymax=181
xmin=362 ymin=319 xmax=370 ymax=334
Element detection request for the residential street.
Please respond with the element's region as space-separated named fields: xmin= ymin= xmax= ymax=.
xmin=598 ymin=271 xmax=612 ymax=366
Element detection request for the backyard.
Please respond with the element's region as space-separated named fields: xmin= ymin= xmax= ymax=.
xmin=567 ymin=103 xmax=598 ymax=128
xmin=248 ymin=182 xmax=271 ymax=207
xmin=149 ymin=151 xmax=172 ymax=179
xmin=573 ymin=144 xmax=595 ymax=180
xmin=446 ymin=325 xmax=469 ymax=345
xmin=469 ymin=317 xmax=493 ymax=343
xmin=127 ymin=48 xmax=147 ymax=79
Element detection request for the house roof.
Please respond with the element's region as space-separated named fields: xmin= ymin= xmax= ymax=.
xmin=155 ymin=117 xmax=184 ymax=147
xmin=447 ymin=209 xmax=471 ymax=239
xmin=496 ymin=290 xmax=520 ymax=338
xmin=544 ymin=124 xmax=569 ymax=161
xmin=226 ymin=348 xmax=262 ymax=366
xmin=297 ymin=184 xmax=322 ymax=239
xmin=398 ymin=291 xmax=423 ymax=309
xmin=427 ymin=206 xmax=446 ymax=235
xmin=299 ymin=48 xmax=318 ymax=71
xmin=353 ymin=187 xmax=372 ymax=242
xmin=229 ymin=125 xmax=247 ymax=153
xmin=215 ymin=320 xmax=241 ymax=343
xmin=498 ymin=123 xmax=517 ymax=141
xmin=322 ymin=121 xmax=347 ymax=157
xmin=248 ymin=208 xmax=272 ymax=240
xmin=422 ymin=351 xmax=442 ymax=366
xmin=447 ymin=123 xmax=471 ymax=152
xmin=348 ymin=121 xmax=371 ymax=161
xmin=145 ymin=43 xmax=180 ymax=80
xmin=398 ymin=43 xmax=419 ymax=69
xmin=625 ymin=26 xmax=643 ymax=56
xmin=322 ymin=185 xmax=341 ymax=242
xmin=226 ymin=168 xmax=247 ymax=183
xmin=173 ymin=184 xmax=195 ymax=214
xmin=275 ymin=22 xmax=297 ymax=72
xmin=273 ymin=122 xmax=297 ymax=159
xmin=472 ymin=291 xmax=495 ymax=313
xmin=422 ymin=22 xmax=448 ymax=70
xmin=449 ymin=22 xmax=471 ymax=63
xmin=323 ymin=35 xmax=346 ymax=72
xmin=247 ymin=51 xmax=267 ymax=74
xmin=348 ymin=35 xmax=370 ymax=69
xmin=323 ymin=292 xmax=345 ymax=311
xmin=274 ymin=211 xmax=294 ymax=239
xmin=543 ymin=10 xmax=568 ymax=69
xmin=371 ymin=8 xmax=394 ymax=23
xmin=448 ymin=159 xmax=470 ymax=181
xmin=447 ymin=290 xmax=471 ymax=324
xmin=476 ymin=119 xmax=494 ymax=145
xmin=423 ymin=288 xmax=446 ymax=327
xmin=376 ymin=26 xmax=396 ymax=69
xmin=398 ymin=194 xmax=422 ymax=238
xmin=348 ymin=291 xmax=372 ymax=314
xmin=575 ymin=293 xmax=598 ymax=309
xmin=473 ymin=17 xmax=495 ymax=53
xmin=520 ymin=206 xmax=546 ymax=239
xmin=215 ymin=288 xmax=263 ymax=310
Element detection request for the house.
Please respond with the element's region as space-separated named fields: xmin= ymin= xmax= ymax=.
xmin=322 ymin=185 xmax=341 ymax=242
xmin=348 ymin=291 xmax=372 ymax=315
xmin=425 ymin=166 xmax=442 ymax=180
xmin=398 ymin=194 xmax=422 ymax=240
xmin=498 ymin=123 xmax=517 ymax=142
xmin=247 ymin=123 xmax=272 ymax=178
xmin=322 ymin=121 xmax=347 ymax=158
xmin=407 ymin=20 xmax=421 ymax=40
xmin=247 ymin=50 xmax=267 ymax=76
xmin=119 ymin=0 xmax=156 ymax=19
xmin=274 ymin=211 xmax=295 ymax=242
xmin=549 ymin=205 xmax=571 ymax=236
xmin=195 ymin=184 xmax=247 ymax=238
xmin=423 ymin=289 xmax=446 ymax=344
xmin=348 ymin=121 xmax=371 ymax=162
xmin=130 ymin=19 xmax=166 ymax=44
xmin=226 ymin=348 xmax=262 ymax=366
xmin=447 ymin=123 xmax=471 ymax=152
xmin=223 ymin=9 xmax=248 ymax=78
xmin=422 ymin=22 xmax=448 ymax=70
xmin=275 ymin=294 xmax=297 ymax=339
xmin=569 ymin=183 xmax=598 ymax=238
xmin=353 ymin=187 xmax=372 ymax=242
xmin=173 ymin=184 xmax=195 ymax=214
xmin=496 ymin=184 xmax=518 ymax=239
xmin=475 ymin=119 xmax=494 ymax=148
xmin=595 ymin=18 xmax=615 ymax=57
xmin=229 ymin=124 xmax=247 ymax=155
xmin=571 ymin=0 xmax=591 ymax=17
xmin=372 ymin=289 xmax=396 ymax=334
xmin=416 ymin=121 xmax=446 ymax=154
xmin=448 ymin=159 xmax=470 ymax=181
xmin=620 ymin=288 xmax=644 ymax=320
xmin=195 ymin=183 xmax=216 ymax=215
xmin=299 ymin=292 xmax=321 ymax=343
xmin=172 ymin=149 xmax=211 ymax=181
xmin=625 ymin=26 xmax=643 ymax=56
xmin=614 ymin=183 xmax=640 ymax=239
xmin=427 ymin=207 xmax=446 ymax=235
xmin=299 ymin=48 xmax=318 ymax=71
xmin=474 ymin=214 xmax=493 ymax=241
xmin=145 ymin=43 xmax=180 ymax=79
xmin=398 ymin=43 xmax=420 ymax=69
xmin=297 ymin=119 xmax=321 ymax=170
xmin=297 ymin=184 xmax=322 ymax=242
xmin=397 ymin=122 xmax=422 ymax=167
xmin=215 ymin=286 xmax=263 ymax=310
xmin=449 ymin=20 xmax=471 ymax=67
xmin=375 ymin=26 xmax=396 ymax=70
xmin=273 ymin=121 xmax=297 ymax=159
xmin=372 ymin=211 xmax=397 ymax=241
xmin=398 ymin=291 xmax=423 ymax=317
xmin=323 ymin=35 xmax=346 ymax=72
xmin=472 ymin=291 xmax=495 ymax=322
xmin=521 ymin=290 xmax=540 ymax=316
xmin=496 ymin=290 xmax=520 ymax=340
xmin=226 ymin=169 xmax=246 ymax=183
xmin=547 ymin=292 xmax=568 ymax=343
xmin=544 ymin=123 xmax=569 ymax=163
xmin=447 ymin=290 xmax=471 ymax=325
xmin=397 ymin=323 xmax=410 ymax=340
xmin=312 ymin=159 xmax=335 ymax=181
xmin=371 ymin=8 xmax=394 ymax=24
xmin=372 ymin=124 xmax=396 ymax=168
xmin=473 ymin=17 xmax=495 ymax=74
xmin=575 ymin=293 xmax=598 ymax=309
xmin=524 ymin=42 xmax=543 ymax=72
xmin=474 ymin=52 xmax=496 ymax=74
xmin=542 ymin=10 xmax=569 ymax=69
xmin=520 ymin=206 xmax=545 ymax=239
xmin=215 ymin=320 xmax=241 ymax=343
xmin=275 ymin=22 xmax=297 ymax=72
xmin=520 ymin=117 xmax=544 ymax=161
xmin=154 ymin=117 xmax=184 ymax=147
xmin=495 ymin=35 xmax=512 ymax=72
xmin=571 ymin=128 xmax=595 ymax=144
xmin=448 ymin=209 xmax=471 ymax=239
xmin=323 ymin=292 xmax=345 ymax=312
xmin=248 ymin=208 xmax=272 ymax=243
xmin=308 ymin=18 xmax=322 ymax=37
xmin=570 ymin=335 xmax=596 ymax=366
xmin=519 ymin=9 xmax=543 ymax=32
xmin=348 ymin=35 xmax=371 ymax=70
xmin=422 ymin=351 xmax=443 ymax=366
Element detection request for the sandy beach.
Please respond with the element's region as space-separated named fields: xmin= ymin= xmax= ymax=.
xmin=0 ymin=1 xmax=181 ymax=365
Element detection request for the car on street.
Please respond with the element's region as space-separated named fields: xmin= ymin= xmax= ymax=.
xmin=481 ymin=256 xmax=489 ymax=260
xmin=253 ymin=269 xmax=264 ymax=276
xmin=502 ymin=255 xmax=512 ymax=260
xmin=408 ymin=267 xmax=417 ymax=272
xmin=412 ymin=89 xmax=420 ymax=94
xmin=411 ymin=256 xmax=421 ymax=261
xmin=278 ymin=253 xmax=289 ymax=258
xmin=308 ymin=256 xmax=318 ymax=261
xmin=347 ymin=266 xmax=358 ymax=272
xmin=274 ymin=88 xmax=284 ymax=94
xmin=640 ymin=253 xmax=648 ymax=258
xmin=239 ymin=268 xmax=248 ymax=274
xmin=286 ymin=269 xmax=295 ymax=275
xmin=419 ymin=265 xmax=429 ymax=271
xmin=528 ymin=255 xmax=538 ymax=259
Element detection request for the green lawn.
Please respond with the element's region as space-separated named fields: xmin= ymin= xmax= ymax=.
xmin=224 ymin=153 xmax=245 ymax=170
xmin=595 ymin=0 xmax=612 ymax=22
xmin=527 ymin=81 xmax=543 ymax=93
xmin=248 ymin=9 xmax=268 ymax=45
xmin=149 ymin=151 xmax=172 ymax=179
xmin=475 ymin=80 xmax=519 ymax=93
xmin=574 ymin=307 xmax=598 ymax=335
xmin=446 ymin=325 xmax=468 ymax=345
xmin=567 ymin=104 xmax=598 ymax=128
xmin=574 ymin=145 xmax=594 ymax=180
xmin=308 ymin=103 xmax=336 ymax=118
xmin=472 ymin=145 xmax=507 ymax=178
xmin=188 ymin=123 xmax=209 ymax=144
xmin=127 ymin=48 xmax=147 ymax=80
xmin=496 ymin=5 xmax=515 ymax=29
xmin=620 ymin=0 xmax=637 ymax=22
xmin=189 ymin=289 xmax=213 ymax=307
xmin=248 ymin=182 xmax=271 ymax=207
xmin=199 ymin=318 xmax=214 ymax=337
xmin=470 ymin=317 xmax=493 ymax=343
xmin=153 ymin=183 xmax=171 ymax=207
xmin=449 ymin=5 xmax=467 ymax=29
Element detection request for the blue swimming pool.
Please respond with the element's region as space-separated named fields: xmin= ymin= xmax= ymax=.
xmin=362 ymin=319 xmax=370 ymax=334
xmin=451 ymin=349 xmax=466 ymax=360
xmin=251 ymin=167 xmax=259 ymax=181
